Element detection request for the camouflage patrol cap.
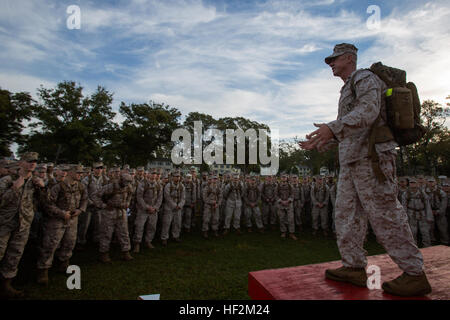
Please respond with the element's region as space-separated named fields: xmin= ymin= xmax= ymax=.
xmin=20 ymin=152 xmax=39 ymax=162
xmin=60 ymin=164 xmax=71 ymax=172
xmin=408 ymin=177 xmax=418 ymax=183
xmin=442 ymin=180 xmax=450 ymax=187
xmin=202 ymin=171 xmax=208 ymax=176
xmin=68 ymin=164 xmax=84 ymax=173
xmin=121 ymin=173 xmax=133 ymax=183
xmin=185 ymin=173 xmax=192 ymax=179
xmin=325 ymin=43 xmax=358 ymax=64
xmin=93 ymin=162 xmax=103 ymax=169
xmin=36 ymin=163 xmax=47 ymax=171
xmin=137 ymin=166 xmax=145 ymax=171
xmin=150 ymin=168 xmax=158 ymax=174
xmin=190 ymin=166 xmax=197 ymax=172
xmin=47 ymin=162 xmax=54 ymax=168
xmin=129 ymin=168 xmax=136 ymax=174
xmin=426 ymin=176 xmax=436 ymax=182
xmin=111 ymin=166 xmax=121 ymax=172
xmin=123 ymin=164 xmax=130 ymax=170
xmin=171 ymin=170 xmax=181 ymax=177
xmin=398 ymin=176 xmax=407 ymax=182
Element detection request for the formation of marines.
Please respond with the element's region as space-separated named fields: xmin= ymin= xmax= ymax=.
xmin=1 ymin=154 xmax=449 ymax=299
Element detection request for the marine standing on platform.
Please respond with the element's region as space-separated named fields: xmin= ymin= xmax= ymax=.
xmin=300 ymin=43 xmax=430 ymax=296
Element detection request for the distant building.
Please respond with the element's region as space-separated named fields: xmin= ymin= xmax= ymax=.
xmin=296 ymin=165 xmax=311 ymax=177
xmin=147 ymin=158 xmax=173 ymax=172
xmin=320 ymin=166 xmax=330 ymax=176
xmin=210 ymin=163 xmax=240 ymax=175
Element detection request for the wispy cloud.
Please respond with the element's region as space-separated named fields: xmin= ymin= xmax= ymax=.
xmin=0 ymin=0 xmax=448 ymax=143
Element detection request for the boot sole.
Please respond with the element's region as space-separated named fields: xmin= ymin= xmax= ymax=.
xmin=382 ymin=283 xmax=432 ymax=297
xmin=325 ymin=271 xmax=367 ymax=287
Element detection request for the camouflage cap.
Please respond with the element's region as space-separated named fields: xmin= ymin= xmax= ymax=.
xmin=47 ymin=162 xmax=54 ymax=168
xmin=129 ymin=168 xmax=136 ymax=174
xmin=325 ymin=43 xmax=358 ymax=64
xmin=137 ymin=166 xmax=145 ymax=171
xmin=36 ymin=163 xmax=47 ymax=171
xmin=123 ymin=164 xmax=130 ymax=170
xmin=190 ymin=166 xmax=197 ymax=172
xmin=172 ymin=170 xmax=181 ymax=177
xmin=20 ymin=152 xmax=39 ymax=162
xmin=442 ymin=180 xmax=450 ymax=187
xmin=408 ymin=177 xmax=418 ymax=183
xmin=93 ymin=162 xmax=103 ymax=169
xmin=110 ymin=166 xmax=121 ymax=172
xmin=426 ymin=176 xmax=436 ymax=182
xmin=185 ymin=173 xmax=192 ymax=178
xmin=60 ymin=164 xmax=71 ymax=172
xmin=150 ymin=168 xmax=158 ymax=174
xmin=121 ymin=173 xmax=133 ymax=183
xmin=68 ymin=164 xmax=84 ymax=173
xmin=202 ymin=171 xmax=208 ymax=176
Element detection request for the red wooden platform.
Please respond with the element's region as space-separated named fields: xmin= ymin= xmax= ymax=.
xmin=248 ymin=245 xmax=450 ymax=300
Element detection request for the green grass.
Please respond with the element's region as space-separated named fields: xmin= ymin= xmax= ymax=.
xmin=15 ymin=227 xmax=386 ymax=300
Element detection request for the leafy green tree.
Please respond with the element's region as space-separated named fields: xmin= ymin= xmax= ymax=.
xmin=0 ymin=88 xmax=35 ymax=156
xmin=20 ymin=81 xmax=116 ymax=164
xmin=106 ymin=101 xmax=181 ymax=167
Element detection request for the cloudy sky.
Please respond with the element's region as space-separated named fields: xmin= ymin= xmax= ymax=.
xmin=1 ymin=0 xmax=449 ymax=141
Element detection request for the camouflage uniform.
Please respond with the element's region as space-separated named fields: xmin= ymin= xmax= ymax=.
xmin=311 ymin=180 xmax=330 ymax=233
xmin=276 ymin=177 xmax=295 ymax=234
xmin=424 ymin=184 xmax=448 ymax=245
xmin=329 ymin=182 xmax=337 ymax=232
xmin=0 ymin=169 xmax=39 ymax=279
xmin=223 ymin=179 xmax=244 ymax=231
xmin=37 ymin=166 xmax=88 ymax=270
xmin=93 ymin=175 xmax=133 ymax=254
xmin=260 ymin=178 xmax=278 ymax=227
xmin=78 ymin=167 xmax=107 ymax=246
xmin=202 ymin=177 xmax=222 ymax=234
xmin=291 ymin=178 xmax=305 ymax=229
xmin=243 ymin=178 xmax=263 ymax=230
xmin=134 ymin=178 xmax=163 ymax=245
xmin=161 ymin=178 xmax=185 ymax=241
xmin=326 ymin=66 xmax=424 ymax=275
xmin=182 ymin=176 xmax=197 ymax=231
xmin=401 ymin=187 xmax=432 ymax=247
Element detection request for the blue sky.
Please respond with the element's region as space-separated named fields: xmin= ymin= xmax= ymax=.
xmin=1 ymin=0 xmax=449 ymax=141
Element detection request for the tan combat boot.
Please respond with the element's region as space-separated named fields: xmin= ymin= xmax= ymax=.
xmin=280 ymin=232 xmax=286 ymax=239
xmin=289 ymin=233 xmax=298 ymax=240
xmin=325 ymin=266 xmax=367 ymax=287
xmin=132 ymin=242 xmax=140 ymax=253
xmin=382 ymin=272 xmax=432 ymax=297
xmin=1 ymin=277 xmax=25 ymax=299
xmin=121 ymin=251 xmax=134 ymax=261
xmin=99 ymin=252 xmax=112 ymax=264
xmin=144 ymin=242 xmax=154 ymax=249
xmin=247 ymin=227 xmax=253 ymax=233
xmin=36 ymin=268 xmax=49 ymax=286
xmin=57 ymin=260 xmax=69 ymax=274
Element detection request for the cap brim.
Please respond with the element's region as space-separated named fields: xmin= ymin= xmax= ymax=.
xmin=324 ymin=52 xmax=344 ymax=64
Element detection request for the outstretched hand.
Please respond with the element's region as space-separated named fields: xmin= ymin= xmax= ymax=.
xmin=299 ymin=123 xmax=334 ymax=151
